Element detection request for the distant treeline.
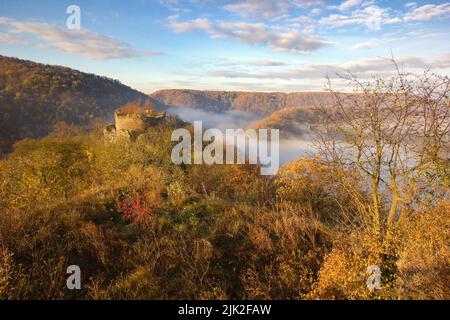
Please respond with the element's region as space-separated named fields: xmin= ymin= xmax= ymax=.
xmin=151 ymin=89 xmax=338 ymax=115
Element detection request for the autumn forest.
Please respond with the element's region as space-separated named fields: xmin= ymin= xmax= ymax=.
xmin=0 ymin=54 xmax=448 ymax=300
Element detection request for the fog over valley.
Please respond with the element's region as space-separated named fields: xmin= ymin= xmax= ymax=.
xmin=167 ymin=106 xmax=318 ymax=168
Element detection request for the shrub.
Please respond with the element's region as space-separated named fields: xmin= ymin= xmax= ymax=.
xmin=396 ymin=201 xmax=450 ymax=299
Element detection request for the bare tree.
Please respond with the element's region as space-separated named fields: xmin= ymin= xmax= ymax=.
xmin=316 ymin=58 xmax=450 ymax=236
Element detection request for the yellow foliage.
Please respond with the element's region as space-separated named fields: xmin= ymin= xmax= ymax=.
xmin=309 ymin=248 xmax=370 ymax=299
xmin=276 ymin=157 xmax=333 ymax=201
xmin=396 ymin=201 xmax=450 ymax=299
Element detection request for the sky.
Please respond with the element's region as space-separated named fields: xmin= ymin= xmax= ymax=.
xmin=0 ymin=0 xmax=449 ymax=93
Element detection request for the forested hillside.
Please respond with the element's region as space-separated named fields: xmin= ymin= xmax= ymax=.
xmin=0 ymin=55 xmax=148 ymax=150
xmin=151 ymin=89 xmax=338 ymax=115
xmin=249 ymin=106 xmax=323 ymax=138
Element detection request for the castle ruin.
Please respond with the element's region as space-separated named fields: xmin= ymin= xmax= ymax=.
xmin=104 ymin=101 xmax=165 ymax=140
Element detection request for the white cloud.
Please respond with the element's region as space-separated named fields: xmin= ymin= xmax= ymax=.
xmin=0 ymin=17 xmax=13 ymax=24
xmin=350 ymin=39 xmax=381 ymax=50
xmin=168 ymin=17 xmax=214 ymax=33
xmin=349 ymin=36 xmax=402 ymax=50
xmin=159 ymin=0 xmax=192 ymax=14
xmin=203 ymin=58 xmax=288 ymax=68
xmin=0 ymin=17 xmax=162 ymax=60
xmin=223 ymin=0 xmax=324 ymax=19
xmin=432 ymin=53 xmax=450 ymax=68
xmin=340 ymin=56 xmax=428 ymax=72
xmin=168 ymin=16 xmax=330 ymax=54
xmin=287 ymin=15 xmax=318 ymax=33
xmin=404 ymin=3 xmax=450 ymax=22
xmin=206 ymin=55 xmax=446 ymax=80
xmin=405 ymin=2 xmax=417 ymax=9
xmin=251 ymin=60 xmax=287 ymax=66
xmin=406 ymin=30 xmax=443 ymax=39
xmin=223 ymin=0 xmax=292 ymax=19
xmin=0 ymin=32 xmax=28 ymax=45
xmin=320 ymin=5 xmax=401 ymax=30
xmin=311 ymin=8 xmax=324 ymax=15
xmin=339 ymin=0 xmax=361 ymax=11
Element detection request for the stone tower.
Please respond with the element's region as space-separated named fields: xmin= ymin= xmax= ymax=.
xmin=114 ymin=108 xmax=149 ymax=132
xmin=103 ymin=101 xmax=166 ymax=140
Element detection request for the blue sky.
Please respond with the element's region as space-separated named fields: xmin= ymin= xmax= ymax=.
xmin=0 ymin=0 xmax=449 ymax=93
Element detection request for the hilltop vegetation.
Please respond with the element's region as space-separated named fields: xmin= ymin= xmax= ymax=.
xmin=0 ymin=55 xmax=148 ymax=150
xmin=0 ymin=116 xmax=447 ymax=299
